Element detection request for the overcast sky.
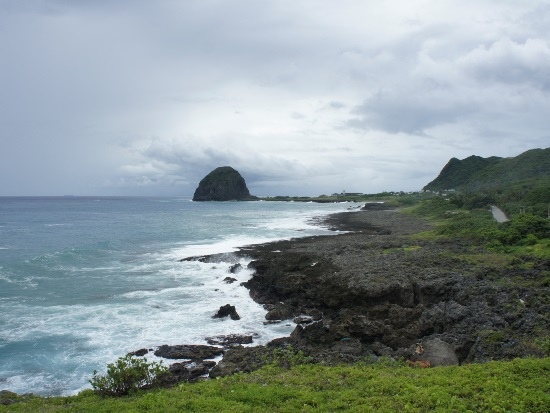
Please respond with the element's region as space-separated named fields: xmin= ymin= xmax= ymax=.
xmin=1 ymin=0 xmax=549 ymax=196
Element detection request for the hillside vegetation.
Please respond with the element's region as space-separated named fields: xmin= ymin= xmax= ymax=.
xmin=2 ymin=357 xmax=549 ymax=412
xmin=424 ymin=148 xmax=550 ymax=192
xmin=423 ymin=148 xmax=550 ymax=218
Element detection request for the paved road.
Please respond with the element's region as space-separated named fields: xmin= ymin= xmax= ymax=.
xmin=490 ymin=205 xmax=509 ymax=223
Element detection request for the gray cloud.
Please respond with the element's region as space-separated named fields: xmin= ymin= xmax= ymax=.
xmin=459 ymin=37 xmax=550 ymax=90
xmin=1 ymin=1 xmax=549 ymax=196
xmin=347 ymin=86 xmax=475 ymax=135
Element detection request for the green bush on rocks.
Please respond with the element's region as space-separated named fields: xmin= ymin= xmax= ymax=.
xmin=89 ymin=355 xmax=169 ymax=397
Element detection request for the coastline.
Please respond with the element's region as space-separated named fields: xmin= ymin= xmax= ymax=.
xmin=4 ymin=204 xmax=549 ymax=394
xmin=4 ymin=202 xmax=550 ymax=408
xmin=133 ymin=205 xmax=548 ymax=381
xmin=172 ymin=207 xmax=449 ymax=378
xmin=207 ymin=206 xmax=548 ymax=377
xmin=1 ymin=199 xmax=352 ymax=396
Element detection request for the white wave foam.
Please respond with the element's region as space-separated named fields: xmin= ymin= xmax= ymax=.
xmin=0 ymin=200 xmax=351 ymax=396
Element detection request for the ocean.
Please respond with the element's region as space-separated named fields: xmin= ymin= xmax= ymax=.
xmin=0 ymin=197 xmax=350 ymax=396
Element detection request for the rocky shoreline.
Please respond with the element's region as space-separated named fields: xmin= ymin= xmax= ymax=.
xmin=138 ymin=206 xmax=549 ymax=384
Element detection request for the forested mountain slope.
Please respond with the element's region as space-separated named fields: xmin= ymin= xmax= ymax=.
xmin=424 ymin=148 xmax=550 ymax=192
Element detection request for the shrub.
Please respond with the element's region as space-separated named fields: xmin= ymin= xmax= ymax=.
xmin=89 ymin=355 xmax=169 ymax=397
xmin=266 ymin=346 xmax=314 ymax=369
xmin=534 ymin=337 xmax=550 ymax=357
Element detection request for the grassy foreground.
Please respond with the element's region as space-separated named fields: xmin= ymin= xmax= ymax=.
xmin=2 ymin=357 xmax=549 ymax=412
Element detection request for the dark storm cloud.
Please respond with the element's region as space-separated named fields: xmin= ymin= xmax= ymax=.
xmin=347 ymin=88 xmax=475 ymax=135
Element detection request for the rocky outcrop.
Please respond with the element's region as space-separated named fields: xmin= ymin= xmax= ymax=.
xmin=229 ymin=263 xmax=243 ymax=273
xmin=223 ymin=276 xmax=238 ymax=284
xmin=152 ymin=208 xmax=548 ymax=385
xmin=0 ymin=391 xmax=18 ymax=406
xmin=417 ymin=338 xmax=459 ymax=367
xmin=193 ymin=166 xmax=257 ymax=201
xmin=154 ymin=344 xmax=223 ymax=360
xmin=212 ymin=304 xmax=240 ymax=320
xmin=239 ymin=209 xmax=549 ymax=364
xmin=127 ymin=348 xmax=149 ymax=357
xmin=206 ymin=334 xmax=257 ymax=346
xmin=209 ymin=346 xmax=272 ymax=378
xmin=165 ymin=360 xmax=216 ymax=383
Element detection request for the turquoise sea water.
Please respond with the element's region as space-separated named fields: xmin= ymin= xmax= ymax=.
xmin=0 ymin=197 xmax=349 ymax=396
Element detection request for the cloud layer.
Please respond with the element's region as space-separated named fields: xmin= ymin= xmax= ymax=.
xmin=1 ymin=0 xmax=549 ymax=196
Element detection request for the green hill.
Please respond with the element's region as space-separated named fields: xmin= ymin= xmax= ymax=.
xmin=423 ymin=147 xmax=550 ymax=217
xmin=423 ymin=148 xmax=550 ymax=192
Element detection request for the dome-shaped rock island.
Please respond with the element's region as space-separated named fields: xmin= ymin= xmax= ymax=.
xmin=193 ymin=166 xmax=257 ymax=201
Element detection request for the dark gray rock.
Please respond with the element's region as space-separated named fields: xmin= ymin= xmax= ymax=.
xmin=223 ymin=277 xmax=238 ymax=284
xmin=169 ymin=360 xmax=215 ymax=380
xmin=212 ymin=304 xmax=241 ymax=320
xmin=238 ymin=209 xmax=550 ymax=364
xmin=229 ymin=263 xmax=243 ymax=274
xmin=127 ymin=348 xmax=149 ymax=357
xmin=158 ymin=360 xmax=217 ymax=386
xmin=179 ymin=252 xmax=240 ymax=263
xmin=206 ymin=334 xmax=256 ymax=347
xmin=265 ymin=304 xmax=296 ymax=320
xmin=293 ymin=315 xmax=314 ymax=324
xmin=154 ymin=344 xmax=223 ymax=360
xmin=209 ymin=346 xmax=272 ymax=378
xmin=193 ymin=166 xmax=257 ymax=201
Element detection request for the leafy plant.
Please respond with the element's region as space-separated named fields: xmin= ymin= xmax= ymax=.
xmin=265 ymin=346 xmax=314 ymax=369
xmin=89 ymin=355 xmax=169 ymax=397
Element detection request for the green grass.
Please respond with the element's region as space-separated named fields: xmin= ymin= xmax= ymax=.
xmin=2 ymin=358 xmax=549 ymax=412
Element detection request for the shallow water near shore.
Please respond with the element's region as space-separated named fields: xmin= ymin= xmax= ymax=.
xmin=0 ymin=197 xmax=350 ymax=396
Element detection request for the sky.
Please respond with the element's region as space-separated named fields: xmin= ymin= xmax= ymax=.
xmin=1 ymin=0 xmax=549 ymax=196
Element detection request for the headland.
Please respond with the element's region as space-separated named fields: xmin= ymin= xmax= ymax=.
xmin=144 ymin=204 xmax=549 ymax=381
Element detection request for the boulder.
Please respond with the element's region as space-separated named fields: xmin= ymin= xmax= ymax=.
xmin=293 ymin=315 xmax=314 ymax=324
xmin=229 ymin=263 xmax=243 ymax=274
xmin=127 ymin=348 xmax=149 ymax=357
xmin=265 ymin=304 xmax=296 ymax=321
xmin=154 ymin=344 xmax=223 ymax=360
xmin=193 ymin=166 xmax=257 ymax=201
xmin=223 ymin=277 xmax=238 ymax=284
xmin=169 ymin=360 xmax=216 ymax=381
xmin=212 ymin=304 xmax=241 ymax=320
xmin=418 ymin=338 xmax=459 ymax=367
xmin=206 ymin=334 xmax=256 ymax=347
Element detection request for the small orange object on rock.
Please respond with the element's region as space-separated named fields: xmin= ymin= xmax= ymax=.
xmin=407 ymin=360 xmax=431 ymax=368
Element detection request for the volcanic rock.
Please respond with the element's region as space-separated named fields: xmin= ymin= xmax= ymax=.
xmin=169 ymin=360 xmax=216 ymax=381
xmin=154 ymin=344 xmax=223 ymax=360
xmin=127 ymin=348 xmax=149 ymax=357
xmin=206 ymin=334 xmax=256 ymax=346
xmin=193 ymin=166 xmax=256 ymax=201
xmin=229 ymin=263 xmax=243 ymax=273
xmin=209 ymin=346 xmax=272 ymax=378
xmin=213 ymin=304 xmax=241 ymax=320
xmin=239 ymin=208 xmax=550 ymax=364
